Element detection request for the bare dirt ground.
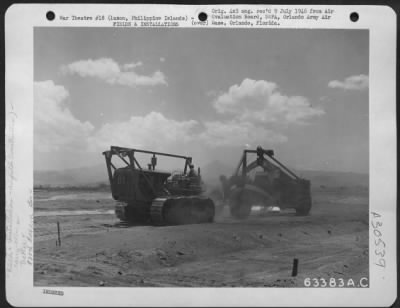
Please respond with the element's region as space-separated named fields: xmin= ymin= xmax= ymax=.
xmin=34 ymin=186 xmax=369 ymax=287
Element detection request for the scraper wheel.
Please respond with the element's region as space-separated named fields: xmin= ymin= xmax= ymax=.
xmin=229 ymin=188 xmax=252 ymax=219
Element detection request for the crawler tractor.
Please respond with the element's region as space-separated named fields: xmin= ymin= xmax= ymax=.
xmin=103 ymin=146 xmax=215 ymax=225
xmin=220 ymin=146 xmax=312 ymax=219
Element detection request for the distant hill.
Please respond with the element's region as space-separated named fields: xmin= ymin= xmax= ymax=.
xmin=34 ymin=164 xmax=108 ymax=187
xmin=34 ymin=160 xmax=368 ymax=189
xmin=295 ymin=170 xmax=369 ymax=188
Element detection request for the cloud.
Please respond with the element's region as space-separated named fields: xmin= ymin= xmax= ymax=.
xmin=34 ymin=83 xmax=197 ymax=168
xmin=61 ymin=58 xmax=167 ymax=87
xmin=199 ymin=120 xmax=287 ymax=146
xmin=160 ymin=57 xmax=165 ymax=62
xmin=122 ymin=61 xmax=143 ymax=70
xmin=328 ymin=74 xmax=369 ymax=91
xmin=213 ymin=78 xmax=324 ymax=125
xmin=34 ymin=80 xmax=94 ymax=152
xmin=91 ymin=115 xmax=288 ymax=154
xmin=198 ymin=78 xmax=325 ymax=148
xmin=34 ymin=78 xmax=324 ymax=168
xmin=89 ymin=112 xmax=198 ymax=152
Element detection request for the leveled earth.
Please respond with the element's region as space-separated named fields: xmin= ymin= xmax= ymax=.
xmin=34 ymin=186 xmax=369 ymax=287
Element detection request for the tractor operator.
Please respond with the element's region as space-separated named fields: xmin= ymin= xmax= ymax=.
xmin=188 ymin=164 xmax=197 ymax=177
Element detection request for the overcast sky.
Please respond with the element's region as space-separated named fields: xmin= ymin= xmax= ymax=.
xmin=34 ymin=28 xmax=369 ymax=173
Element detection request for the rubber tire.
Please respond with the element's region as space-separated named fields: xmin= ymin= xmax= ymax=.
xmin=206 ymin=199 xmax=216 ymax=223
xmin=295 ymin=192 xmax=312 ymax=216
xmin=229 ymin=189 xmax=252 ymax=220
xmin=230 ymin=203 xmax=252 ymax=219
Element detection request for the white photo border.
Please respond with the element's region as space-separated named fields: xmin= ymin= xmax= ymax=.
xmin=5 ymin=4 xmax=397 ymax=307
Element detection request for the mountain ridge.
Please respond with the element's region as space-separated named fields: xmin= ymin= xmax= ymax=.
xmin=34 ymin=160 xmax=368 ymax=188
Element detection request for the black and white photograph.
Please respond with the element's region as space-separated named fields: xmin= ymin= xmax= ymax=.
xmin=33 ymin=25 xmax=371 ymax=287
xmin=5 ymin=4 xmax=397 ymax=307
